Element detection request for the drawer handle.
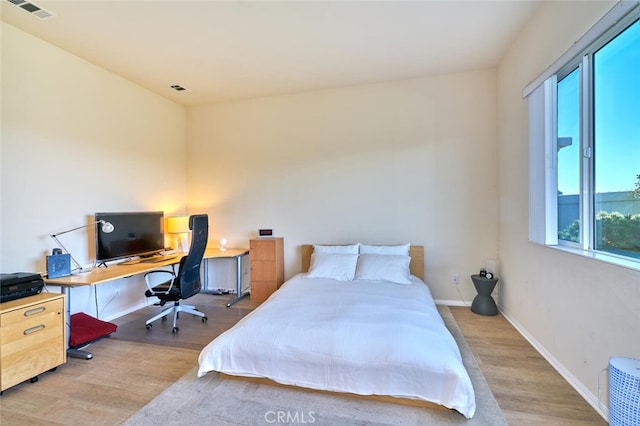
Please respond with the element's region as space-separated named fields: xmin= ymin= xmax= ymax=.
xmin=24 ymin=324 xmax=46 ymax=335
xmin=24 ymin=306 xmax=46 ymax=316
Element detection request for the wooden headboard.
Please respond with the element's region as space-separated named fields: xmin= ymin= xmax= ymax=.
xmin=301 ymin=245 xmax=425 ymax=281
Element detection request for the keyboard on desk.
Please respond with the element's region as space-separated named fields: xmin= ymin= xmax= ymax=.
xmin=140 ymin=255 xmax=178 ymax=263
xmin=119 ymin=255 xmax=178 ymax=266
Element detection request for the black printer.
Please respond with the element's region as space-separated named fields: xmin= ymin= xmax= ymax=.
xmin=0 ymin=272 xmax=44 ymax=303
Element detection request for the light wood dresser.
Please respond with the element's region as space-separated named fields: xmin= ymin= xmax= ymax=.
xmin=0 ymin=293 xmax=66 ymax=393
xmin=249 ymin=237 xmax=284 ymax=303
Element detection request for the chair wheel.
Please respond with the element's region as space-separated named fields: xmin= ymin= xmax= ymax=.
xmin=172 ymin=327 xmax=179 ymax=334
xmin=202 ymin=317 xmax=208 ymax=323
xmin=146 ymin=324 xmax=152 ymax=329
xmin=30 ymin=376 xmax=39 ymax=384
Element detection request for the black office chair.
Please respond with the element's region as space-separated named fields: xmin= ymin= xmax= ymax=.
xmin=144 ymin=214 xmax=209 ymax=333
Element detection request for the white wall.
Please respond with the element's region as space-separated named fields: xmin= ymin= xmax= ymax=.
xmin=186 ymin=70 xmax=499 ymax=302
xmin=2 ymin=21 xmax=500 ymax=314
xmin=497 ymin=0 xmax=639 ymax=417
xmin=1 ymin=23 xmax=187 ymax=319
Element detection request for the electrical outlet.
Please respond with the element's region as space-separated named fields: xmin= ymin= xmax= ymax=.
xmin=452 ymin=274 xmax=459 ymax=285
xmin=115 ymin=287 xmax=121 ymax=296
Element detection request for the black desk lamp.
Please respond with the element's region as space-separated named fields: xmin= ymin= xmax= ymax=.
xmin=50 ymin=220 xmax=114 ymax=273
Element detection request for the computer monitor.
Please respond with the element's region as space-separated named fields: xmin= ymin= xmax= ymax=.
xmin=95 ymin=211 xmax=164 ymax=264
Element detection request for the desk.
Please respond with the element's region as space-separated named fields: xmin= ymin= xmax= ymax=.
xmin=44 ymin=247 xmax=249 ymax=359
xmin=200 ymin=248 xmax=250 ymax=306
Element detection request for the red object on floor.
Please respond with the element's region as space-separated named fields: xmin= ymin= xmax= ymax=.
xmin=69 ymin=312 xmax=117 ymax=347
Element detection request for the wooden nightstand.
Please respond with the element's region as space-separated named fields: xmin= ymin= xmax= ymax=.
xmin=250 ymin=238 xmax=284 ymax=303
xmin=0 ymin=293 xmax=66 ymax=393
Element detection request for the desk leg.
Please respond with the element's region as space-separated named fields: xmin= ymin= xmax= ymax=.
xmin=202 ymin=257 xmax=210 ymax=292
xmin=201 ymin=257 xmax=226 ymax=295
xmin=62 ymin=287 xmax=93 ymax=360
xmin=226 ymin=254 xmax=249 ymax=307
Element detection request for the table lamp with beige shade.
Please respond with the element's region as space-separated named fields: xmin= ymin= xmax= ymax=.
xmin=166 ymin=216 xmax=190 ymax=252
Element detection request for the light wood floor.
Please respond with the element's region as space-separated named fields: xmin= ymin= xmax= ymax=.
xmin=450 ymin=306 xmax=605 ymax=425
xmin=0 ymin=293 xmax=606 ymax=425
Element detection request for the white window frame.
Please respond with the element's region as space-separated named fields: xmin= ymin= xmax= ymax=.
xmin=526 ymin=1 xmax=640 ymax=271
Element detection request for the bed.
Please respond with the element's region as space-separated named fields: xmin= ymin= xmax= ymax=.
xmin=197 ymin=244 xmax=476 ymax=418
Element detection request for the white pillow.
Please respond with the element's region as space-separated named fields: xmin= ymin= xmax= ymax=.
xmin=359 ymin=243 xmax=410 ymax=256
xmin=306 ymin=253 xmax=358 ymax=281
xmin=313 ymin=243 xmax=359 ymax=254
xmin=354 ymin=254 xmax=412 ymax=285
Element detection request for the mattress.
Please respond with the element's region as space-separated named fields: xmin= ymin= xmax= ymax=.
xmin=197 ymin=274 xmax=476 ymax=418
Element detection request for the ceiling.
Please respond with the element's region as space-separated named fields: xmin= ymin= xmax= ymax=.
xmin=1 ymin=0 xmax=542 ymax=106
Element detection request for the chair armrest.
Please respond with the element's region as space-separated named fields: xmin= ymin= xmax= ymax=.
xmin=144 ymin=270 xmax=176 ymax=293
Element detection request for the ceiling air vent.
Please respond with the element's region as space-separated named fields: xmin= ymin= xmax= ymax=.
xmin=5 ymin=0 xmax=55 ymax=19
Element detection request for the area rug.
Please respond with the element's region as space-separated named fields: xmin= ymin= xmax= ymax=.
xmin=123 ymin=306 xmax=506 ymax=425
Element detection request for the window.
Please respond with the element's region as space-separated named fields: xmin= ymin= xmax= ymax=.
xmin=556 ymin=68 xmax=581 ymax=245
xmin=527 ymin=3 xmax=640 ymax=267
xmin=592 ymin=22 xmax=640 ymax=258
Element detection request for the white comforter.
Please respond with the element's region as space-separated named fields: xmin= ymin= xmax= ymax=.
xmin=197 ymin=274 xmax=476 ymax=418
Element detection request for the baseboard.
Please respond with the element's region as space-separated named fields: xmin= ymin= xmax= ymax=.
xmin=498 ymin=307 xmax=608 ymax=422
xmin=435 ymin=299 xmax=470 ymax=307
xmin=102 ymin=301 xmax=148 ymax=322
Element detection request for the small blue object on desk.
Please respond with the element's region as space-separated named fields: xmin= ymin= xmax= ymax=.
xmin=46 ymin=253 xmax=71 ymax=278
xmin=470 ymin=274 xmax=499 ymax=316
